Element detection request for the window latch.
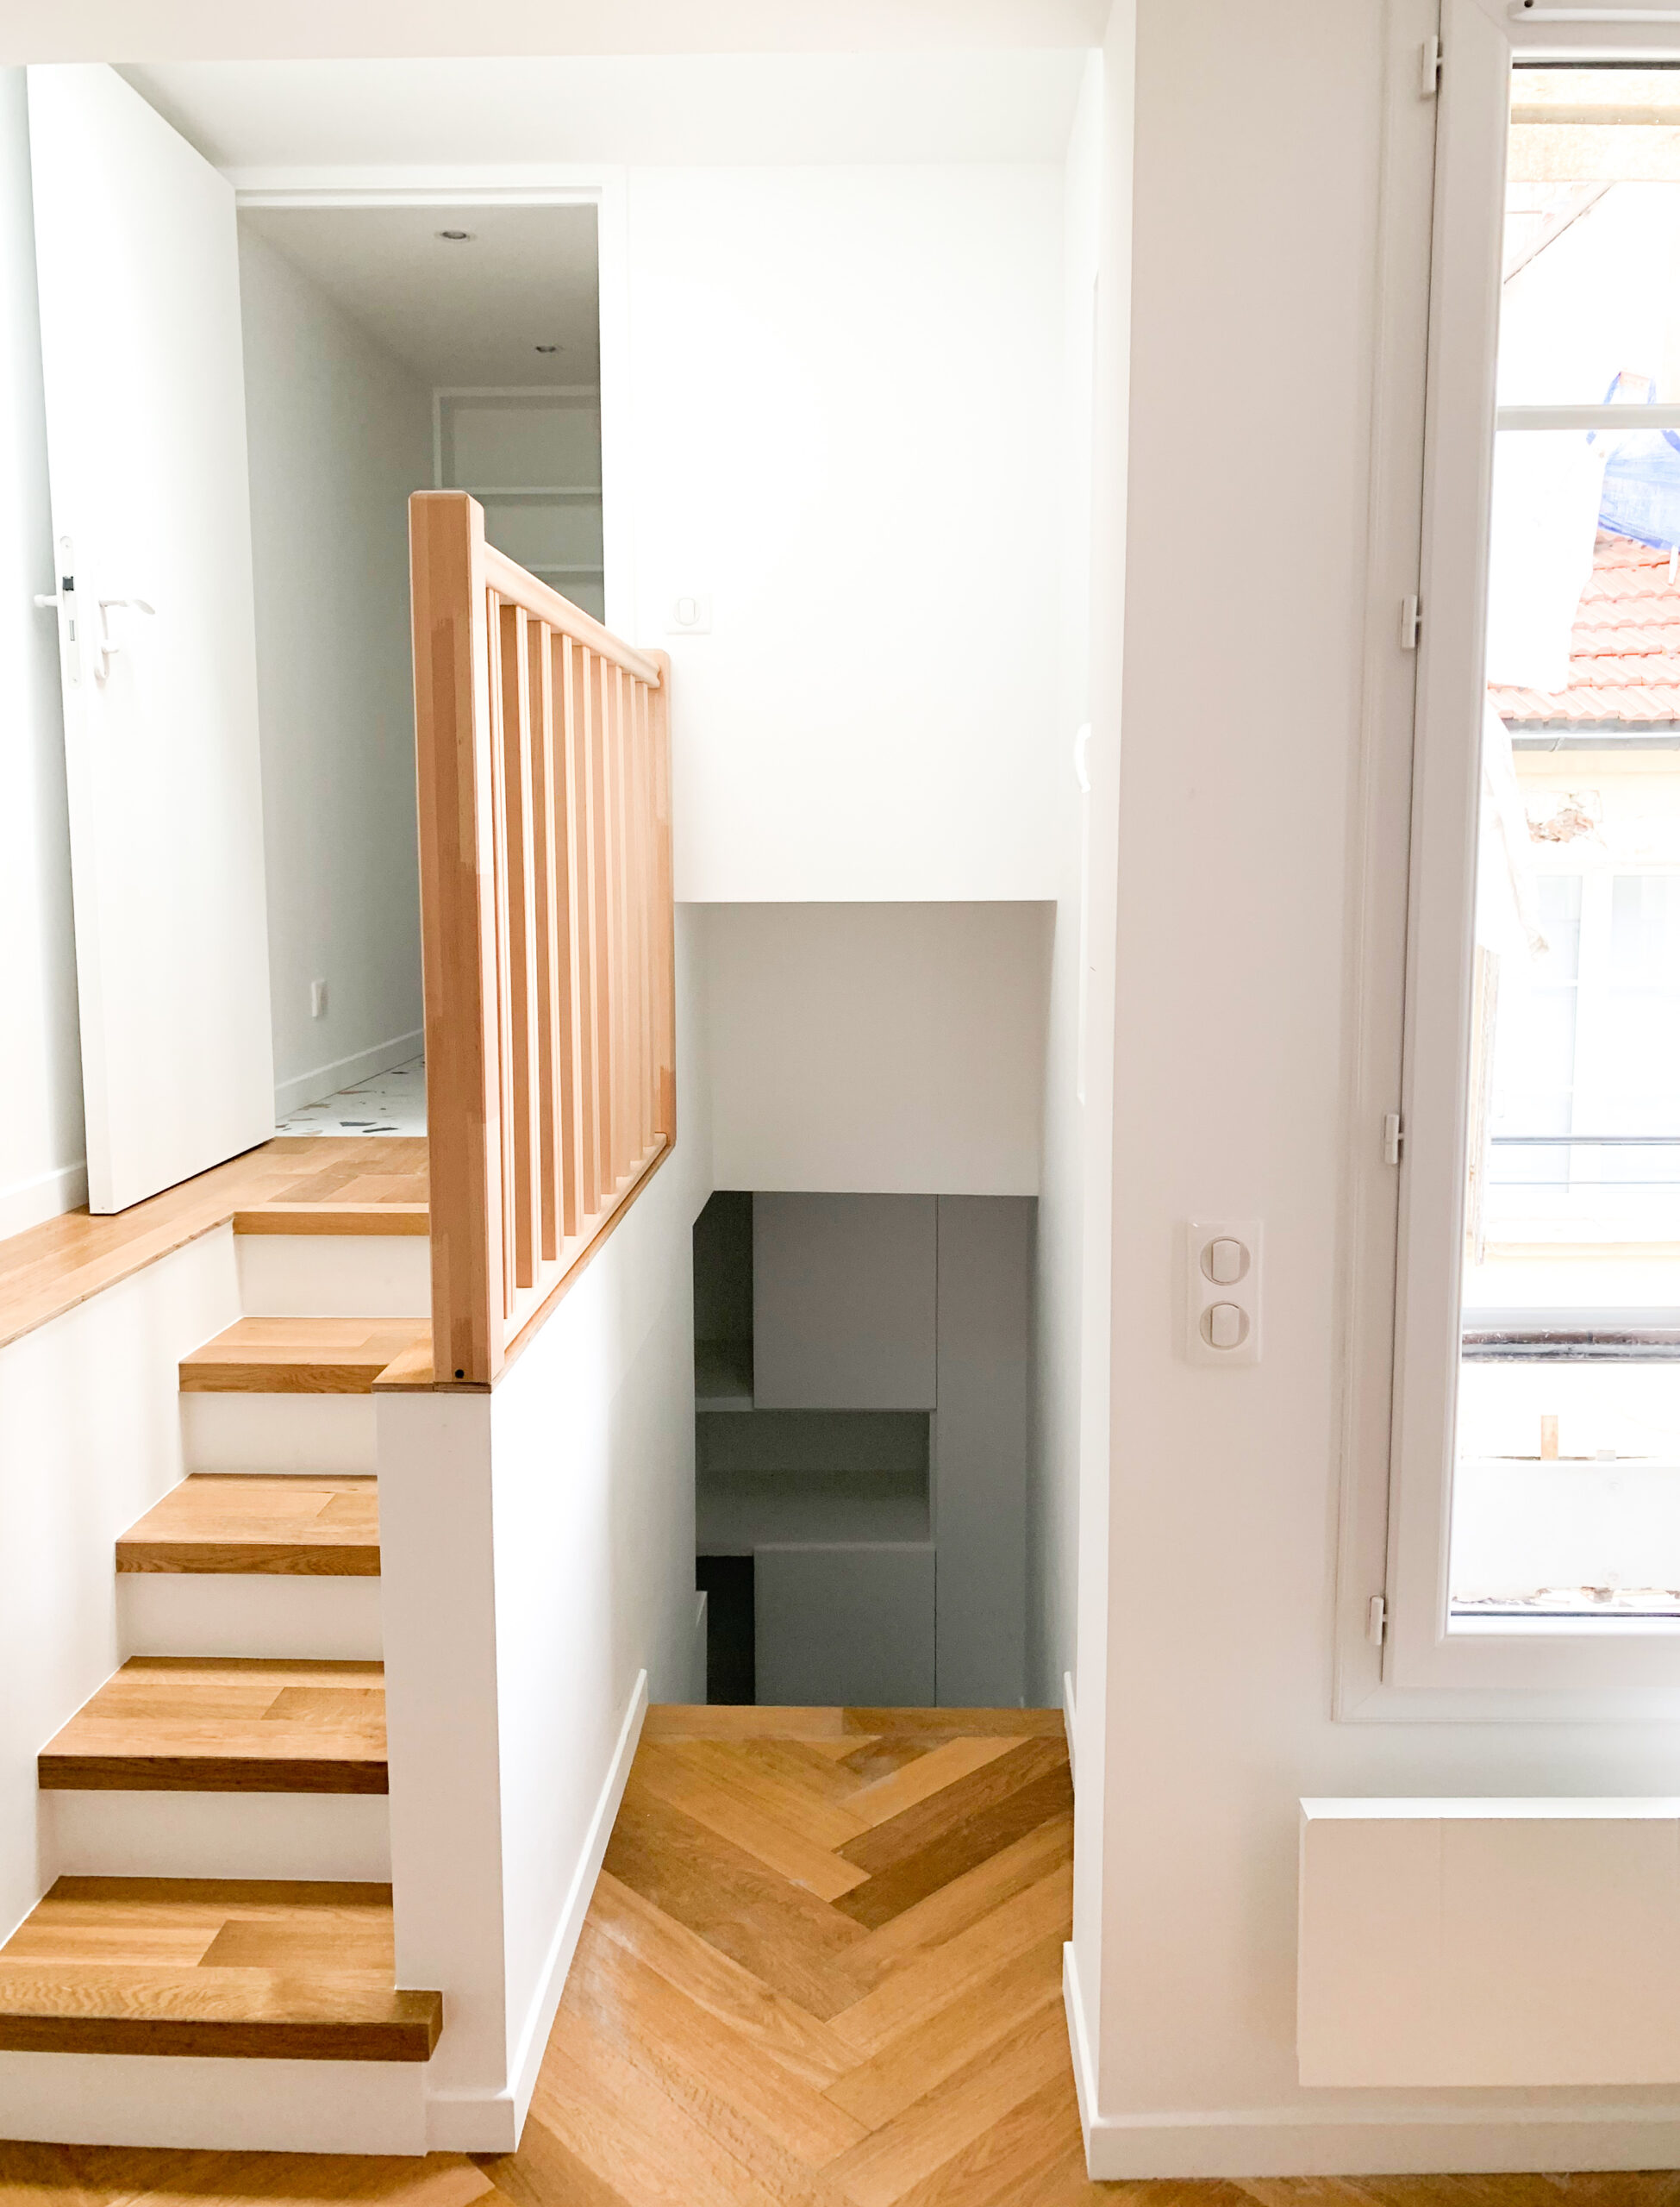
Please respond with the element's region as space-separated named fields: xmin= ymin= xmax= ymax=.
xmin=1400 ymin=594 xmax=1421 ymax=650
xmin=1420 ymin=36 xmax=1442 ymax=97
xmin=1383 ymin=1111 xmax=1404 ymax=1166
xmin=1367 ymin=1595 xmax=1387 ymax=1647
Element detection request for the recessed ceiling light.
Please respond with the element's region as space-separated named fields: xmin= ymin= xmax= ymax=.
xmin=436 ymin=228 xmax=474 ymax=242
xmin=534 ymin=344 xmax=559 ymax=354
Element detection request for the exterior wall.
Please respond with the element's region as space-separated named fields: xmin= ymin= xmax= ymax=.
xmin=237 ymin=222 xmax=431 ymax=1118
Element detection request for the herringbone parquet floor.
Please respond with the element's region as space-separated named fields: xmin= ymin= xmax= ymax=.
xmin=7 ymin=1706 xmax=1680 ymax=2207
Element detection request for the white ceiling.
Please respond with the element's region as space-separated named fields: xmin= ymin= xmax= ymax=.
xmin=240 ymin=203 xmax=600 ymax=387
xmin=16 ymin=0 xmax=1106 ymax=64
xmin=121 ymin=51 xmax=1090 ymax=172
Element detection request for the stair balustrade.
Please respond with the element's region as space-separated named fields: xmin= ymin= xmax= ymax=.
xmin=409 ymin=492 xmax=675 ymax=1385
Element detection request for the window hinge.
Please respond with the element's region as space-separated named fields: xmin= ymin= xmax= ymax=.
xmin=1420 ymin=35 xmax=1442 ymax=96
xmin=1400 ymin=593 xmax=1421 ymax=650
xmin=1367 ymin=1594 xmax=1387 ymax=1647
xmin=1383 ymin=1110 xmax=1404 ymax=1166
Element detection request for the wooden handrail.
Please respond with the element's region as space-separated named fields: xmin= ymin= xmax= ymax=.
xmin=410 ymin=492 xmax=675 ymax=1385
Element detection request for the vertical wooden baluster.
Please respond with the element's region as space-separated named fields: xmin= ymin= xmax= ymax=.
xmin=499 ymin=600 xmax=542 ymax=1296
xmin=632 ymin=676 xmax=655 ymax=1158
xmin=609 ymin=660 xmax=634 ymax=1182
xmin=409 ymin=492 xmax=504 ymax=1384
xmin=648 ymin=653 xmax=676 ymax=1141
xmin=484 ymin=591 xmax=519 ymax=1316
xmin=621 ymin=670 xmax=645 ymax=1165
xmin=528 ymin=621 xmax=563 ymax=1269
xmin=590 ymin=647 xmax=618 ymax=1197
xmin=573 ymin=642 xmax=601 ymax=1222
xmin=555 ymin=629 xmax=584 ymax=1243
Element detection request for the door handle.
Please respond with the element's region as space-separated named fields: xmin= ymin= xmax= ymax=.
xmin=95 ymin=595 xmax=154 ymax=682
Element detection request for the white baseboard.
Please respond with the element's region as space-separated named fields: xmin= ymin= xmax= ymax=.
xmin=1065 ymin=1945 xmax=1680 ymax=2179
xmin=0 ymin=1156 xmax=87 ymax=1239
xmin=1062 ymin=1669 xmax=1076 ymax=1792
xmin=693 ymin=1589 xmax=709 ymax=1704
xmin=424 ymin=1666 xmax=650 ymax=2154
xmin=273 ymin=1027 xmax=422 ymax=1120
xmin=0 ymin=2050 xmax=425 ymax=2153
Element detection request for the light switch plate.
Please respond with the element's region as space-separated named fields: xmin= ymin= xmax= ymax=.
xmin=667 ymin=592 xmax=712 ymax=635
xmin=1184 ymin=1218 xmax=1262 ymax=1366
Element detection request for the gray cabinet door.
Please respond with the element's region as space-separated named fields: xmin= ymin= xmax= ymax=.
xmin=753 ymin=1194 xmax=936 ymax=1409
xmin=755 ymin=1543 xmax=936 ymax=1706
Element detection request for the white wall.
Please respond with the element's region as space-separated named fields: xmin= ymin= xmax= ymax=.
xmin=0 ymin=1231 xmax=240 ymax=1948
xmin=703 ymin=901 xmax=1050 ymax=1196
xmin=238 ymin=222 xmax=430 ymax=1116
xmin=1073 ymin=0 xmax=1680 ymax=2179
xmin=625 ymin=164 xmax=1065 ymax=903
xmin=380 ymin=905 xmax=711 ymax=2151
xmin=0 ymin=70 xmax=84 ymax=1236
xmin=1027 ymin=53 xmax=1104 ymax=1710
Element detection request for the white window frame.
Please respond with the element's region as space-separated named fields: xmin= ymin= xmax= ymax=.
xmin=1339 ymin=0 xmax=1680 ymax=1717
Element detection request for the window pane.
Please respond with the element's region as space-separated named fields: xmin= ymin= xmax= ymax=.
xmin=1502 ymin=70 xmax=1680 ymax=407
xmin=1450 ymin=68 xmax=1680 ymax=1619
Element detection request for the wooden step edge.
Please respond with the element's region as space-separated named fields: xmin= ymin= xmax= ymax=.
xmin=115 ymin=1541 xmax=380 ymax=1576
xmin=178 ymin=1358 xmax=391 ymax=1396
xmin=0 ymin=1970 xmax=440 ymax=2061
xmin=37 ymin=1755 xmax=389 ymax=1796
xmin=232 ymin=1204 xmax=430 ymax=1237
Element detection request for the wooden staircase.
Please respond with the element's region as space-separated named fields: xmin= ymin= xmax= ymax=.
xmin=0 ymin=1204 xmax=440 ymax=2087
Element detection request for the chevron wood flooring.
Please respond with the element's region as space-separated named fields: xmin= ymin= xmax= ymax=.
xmin=8 ymin=1710 xmax=1680 ymax=2204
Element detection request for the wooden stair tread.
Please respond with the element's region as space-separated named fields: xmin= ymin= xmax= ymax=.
xmin=40 ymin=1659 xmax=387 ymax=1794
xmin=0 ymin=1879 xmax=439 ymax=2060
xmin=116 ymin=1475 xmax=379 ymax=1576
xmin=231 ymin=1203 xmax=429 ymax=1236
xmin=179 ymin=1318 xmax=426 ymax=1395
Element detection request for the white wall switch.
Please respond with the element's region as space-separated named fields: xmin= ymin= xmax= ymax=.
xmin=667 ymin=592 xmax=712 ymax=635
xmin=310 ymin=978 xmax=328 ymax=1019
xmin=1184 ymin=1218 xmax=1262 ymax=1366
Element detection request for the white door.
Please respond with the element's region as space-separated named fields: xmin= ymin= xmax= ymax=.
xmin=28 ymin=65 xmax=273 ymax=1213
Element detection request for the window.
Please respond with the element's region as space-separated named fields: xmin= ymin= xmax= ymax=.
xmin=1383 ymin=0 xmax=1680 ymax=1697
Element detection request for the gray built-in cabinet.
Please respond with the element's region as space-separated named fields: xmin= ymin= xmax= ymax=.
xmin=692 ymin=1191 xmax=1032 ymax=1707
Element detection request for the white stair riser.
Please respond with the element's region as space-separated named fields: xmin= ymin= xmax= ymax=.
xmin=0 ymin=2053 xmax=423 ymax=2153
xmin=46 ymin=1790 xmax=390 ymax=1881
xmin=236 ymin=1235 xmax=430 ymax=1320
xmin=118 ymin=1572 xmax=383 ymax=1660
xmin=182 ymin=1391 xmax=376 ymax=1474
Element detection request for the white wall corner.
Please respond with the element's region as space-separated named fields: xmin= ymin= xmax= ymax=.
xmin=272 ymin=1026 xmax=423 ymax=1121
xmin=1063 ymin=1939 xmax=1098 ymax=2173
xmin=0 ymin=1157 xmax=87 ymax=1240
xmin=1062 ymin=1668 xmax=1077 ymax=1792
xmin=424 ymin=1666 xmax=650 ymax=2154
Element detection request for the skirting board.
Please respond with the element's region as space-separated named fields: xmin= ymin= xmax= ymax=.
xmin=1062 ymin=1669 xmax=1076 ymax=1793
xmin=0 ymin=1156 xmax=88 ymax=1239
xmin=1063 ymin=1945 xmax=1680 ymax=2179
xmin=0 ymin=2050 xmax=426 ymax=2154
xmin=694 ymin=1589 xmax=709 ymax=1704
xmin=273 ymin=1028 xmax=422 ymax=1121
xmin=424 ymin=1667 xmax=650 ymax=2154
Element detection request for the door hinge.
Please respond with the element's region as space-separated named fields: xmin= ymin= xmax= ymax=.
xmin=1400 ymin=593 xmax=1421 ymax=650
xmin=1420 ymin=35 xmax=1442 ymax=96
xmin=1367 ymin=1594 xmax=1387 ymax=1647
xmin=1383 ymin=1110 xmax=1404 ymax=1166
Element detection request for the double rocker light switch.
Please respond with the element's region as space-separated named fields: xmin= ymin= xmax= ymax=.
xmin=1184 ymin=1219 xmax=1262 ymax=1366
